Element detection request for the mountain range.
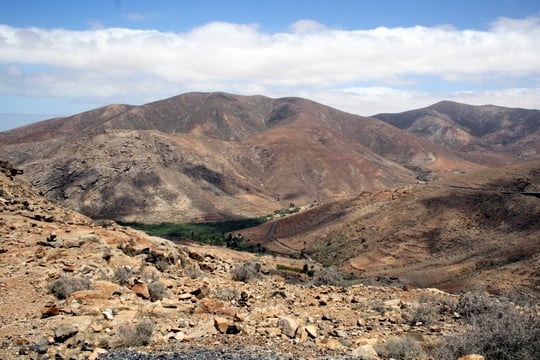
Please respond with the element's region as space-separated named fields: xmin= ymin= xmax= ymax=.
xmin=1 ymin=92 xmax=539 ymax=294
xmin=0 ymin=92 xmax=483 ymax=222
xmin=374 ymin=100 xmax=540 ymax=165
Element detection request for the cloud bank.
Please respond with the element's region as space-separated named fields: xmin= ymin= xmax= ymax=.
xmin=0 ymin=16 xmax=539 ymax=115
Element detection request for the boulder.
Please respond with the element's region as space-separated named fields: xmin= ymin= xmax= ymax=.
xmin=188 ymin=251 xmax=204 ymax=262
xmin=278 ymin=316 xmax=299 ymax=338
xmin=41 ymin=303 xmax=60 ymax=317
xmin=458 ymin=355 xmax=485 ymax=360
xmin=198 ymin=298 xmax=236 ymax=316
xmin=304 ymin=325 xmax=318 ymax=339
xmin=214 ymin=317 xmax=230 ymax=333
xmin=351 ymin=344 xmax=380 ymax=360
xmin=131 ymin=282 xmax=150 ymax=299
xmin=54 ymin=324 xmax=79 ymax=343
xmin=102 ymin=309 xmax=114 ymax=320
xmin=30 ymin=337 xmax=49 ymax=354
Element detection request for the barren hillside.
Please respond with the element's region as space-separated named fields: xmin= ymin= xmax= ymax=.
xmin=241 ymin=161 xmax=540 ymax=296
xmin=374 ymin=100 xmax=540 ymax=165
xmin=0 ymin=93 xmax=475 ymax=222
xmin=3 ymin=161 xmax=514 ymax=360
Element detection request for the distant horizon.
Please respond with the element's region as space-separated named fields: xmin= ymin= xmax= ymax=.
xmin=2 ymin=91 xmax=539 ymax=132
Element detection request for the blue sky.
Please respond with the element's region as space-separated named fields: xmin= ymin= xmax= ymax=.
xmin=1 ymin=0 xmax=540 ymax=131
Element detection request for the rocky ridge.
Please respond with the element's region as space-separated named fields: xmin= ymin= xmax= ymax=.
xmin=1 ymin=162 xmax=523 ymax=360
xmin=374 ymin=100 xmax=540 ymax=165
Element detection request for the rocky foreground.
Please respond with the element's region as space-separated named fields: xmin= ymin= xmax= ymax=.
xmin=1 ymin=162 xmax=538 ymax=360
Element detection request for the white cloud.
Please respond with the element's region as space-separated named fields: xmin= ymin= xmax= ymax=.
xmin=288 ymin=19 xmax=328 ymax=33
xmin=0 ymin=17 xmax=539 ymax=115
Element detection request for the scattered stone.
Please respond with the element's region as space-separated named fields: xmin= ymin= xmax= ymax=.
xmin=278 ymin=316 xmax=299 ymax=338
xmin=190 ymin=284 xmax=210 ymax=299
xmin=63 ymin=264 xmax=76 ymax=272
xmin=131 ymin=282 xmax=150 ymax=299
xmin=1 ymin=162 xmax=529 ymax=360
xmin=162 ymin=298 xmax=180 ymax=308
xmin=54 ymin=324 xmax=79 ymax=343
xmin=234 ymin=312 xmax=246 ymax=322
xmin=322 ymin=313 xmax=333 ymax=321
xmin=102 ymin=309 xmax=114 ymax=320
xmin=30 ymin=337 xmax=49 ymax=354
xmin=41 ymin=303 xmax=60 ymax=318
xmin=214 ymin=317 xmax=229 ymax=333
xmin=91 ymin=324 xmax=103 ymax=333
xmin=351 ymin=344 xmax=380 ymax=360
xmin=430 ymin=325 xmax=443 ymax=333
xmin=188 ymin=251 xmax=204 ymax=262
xmin=35 ymin=247 xmax=46 ymax=259
xmin=80 ymin=341 xmax=94 ymax=352
xmin=333 ymin=329 xmax=348 ymax=338
xmin=304 ymin=325 xmax=318 ymax=339
xmin=322 ymin=338 xmax=345 ymax=350
xmin=226 ymin=323 xmax=241 ymax=335
xmin=198 ymin=298 xmax=236 ymax=316
xmin=178 ymin=293 xmax=192 ymax=300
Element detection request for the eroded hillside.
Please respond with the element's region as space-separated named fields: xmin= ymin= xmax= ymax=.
xmin=242 ymin=161 xmax=540 ymax=296
xmin=0 ymin=93 xmax=477 ymax=223
xmin=4 ymin=161 xmax=521 ymax=360
xmin=374 ymin=101 xmax=540 ymax=165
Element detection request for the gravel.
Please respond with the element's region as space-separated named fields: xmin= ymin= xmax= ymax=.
xmin=99 ymin=347 xmax=290 ymax=360
xmin=98 ymin=347 xmax=356 ymax=360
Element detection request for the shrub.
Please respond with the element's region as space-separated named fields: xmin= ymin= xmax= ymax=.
xmin=113 ymin=266 xmax=133 ymax=286
xmin=408 ymin=302 xmax=439 ymax=326
xmin=455 ymin=291 xmax=502 ymax=319
xmin=433 ymin=293 xmax=540 ymax=360
xmin=116 ymin=318 xmax=154 ymax=347
xmin=214 ymin=287 xmax=241 ymax=301
xmin=376 ymin=336 xmax=425 ymax=360
xmin=49 ymin=276 xmax=91 ymax=299
xmin=183 ymin=263 xmax=204 ymax=279
xmin=232 ymin=262 xmax=261 ymax=282
xmin=405 ymin=292 xmax=455 ymax=326
xmin=369 ymin=300 xmax=387 ymax=315
xmin=154 ymin=258 xmax=170 ymax=272
xmin=309 ymin=265 xmax=344 ymax=286
xmin=148 ymin=280 xmax=168 ymax=302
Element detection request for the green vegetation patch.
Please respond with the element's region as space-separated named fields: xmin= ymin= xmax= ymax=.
xmin=121 ymin=217 xmax=267 ymax=247
xmin=122 ymin=205 xmax=304 ymax=252
xmin=276 ymin=264 xmax=305 ymax=273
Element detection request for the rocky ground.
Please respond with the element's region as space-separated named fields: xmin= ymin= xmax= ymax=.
xmin=1 ymin=163 xmax=537 ymax=360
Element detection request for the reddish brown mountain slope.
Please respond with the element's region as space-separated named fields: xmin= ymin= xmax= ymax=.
xmin=0 ymin=92 xmax=471 ymax=222
xmin=241 ymin=161 xmax=540 ymax=295
xmin=374 ymin=100 xmax=540 ymax=165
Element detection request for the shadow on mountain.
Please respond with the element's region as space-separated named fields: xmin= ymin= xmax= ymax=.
xmin=421 ymin=188 xmax=540 ymax=234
